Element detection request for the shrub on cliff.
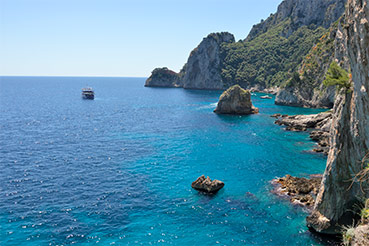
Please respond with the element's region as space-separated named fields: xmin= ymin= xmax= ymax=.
xmin=323 ymin=61 xmax=351 ymax=92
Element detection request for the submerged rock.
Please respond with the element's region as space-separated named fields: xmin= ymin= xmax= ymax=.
xmin=271 ymin=113 xmax=282 ymax=118
xmin=272 ymin=174 xmax=322 ymax=207
xmin=191 ymin=175 xmax=224 ymax=193
xmin=214 ymin=85 xmax=259 ymax=115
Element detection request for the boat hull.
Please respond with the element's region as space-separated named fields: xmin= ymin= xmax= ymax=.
xmin=82 ymin=94 xmax=94 ymax=100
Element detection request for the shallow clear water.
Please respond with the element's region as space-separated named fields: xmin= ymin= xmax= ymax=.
xmin=0 ymin=77 xmax=330 ymax=245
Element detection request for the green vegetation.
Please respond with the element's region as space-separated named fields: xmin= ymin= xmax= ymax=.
xmin=323 ymin=61 xmax=351 ymax=92
xmin=220 ymin=19 xmax=327 ymax=88
xmin=289 ymin=24 xmax=336 ymax=88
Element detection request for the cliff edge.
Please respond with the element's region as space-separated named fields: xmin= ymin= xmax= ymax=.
xmin=182 ymin=32 xmax=235 ymax=90
xmin=307 ymin=0 xmax=369 ymax=234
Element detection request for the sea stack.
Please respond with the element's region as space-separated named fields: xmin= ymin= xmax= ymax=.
xmin=191 ymin=175 xmax=224 ymax=193
xmin=214 ymin=85 xmax=259 ymax=115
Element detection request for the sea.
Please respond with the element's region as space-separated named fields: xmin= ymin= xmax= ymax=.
xmin=0 ymin=76 xmax=332 ymax=245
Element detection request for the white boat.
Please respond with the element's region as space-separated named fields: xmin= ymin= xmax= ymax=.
xmin=82 ymin=87 xmax=94 ymax=100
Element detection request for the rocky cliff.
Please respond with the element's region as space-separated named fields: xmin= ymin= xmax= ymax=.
xmin=182 ymin=32 xmax=235 ymax=90
xmin=147 ymin=0 xmax=346 ymax=93
xmin=145 ymin=67 xmax=182 ymax=87
xmin=275 ymin=21 xmax=341 ymax=108
xmin=220 ymin=0 xmax=346 ymax=90
xmin=307 ymin=0 xmax=369 ymax=234
xmin=247 ymin=0 xmax=346 ymax=41
xmin=145 ymin=32 xmax=234 ymax=90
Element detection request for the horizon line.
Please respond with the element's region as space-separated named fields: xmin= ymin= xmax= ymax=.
xmin=0 ymin=75 xmax=148 ymax=78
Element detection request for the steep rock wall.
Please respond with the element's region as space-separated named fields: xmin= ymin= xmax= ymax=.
xmin=182 ymin=32 xmax=235 ymax=90
xmin=247 ymin=0 xmax=346 ymax=41
xmin=275 ymin=21 xmax=345 ymax=108
xmin=307 ymin=0 xmax=369 ymax=234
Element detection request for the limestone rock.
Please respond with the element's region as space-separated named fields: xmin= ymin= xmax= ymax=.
xmin=275 ymin=3 xmax=353 ymax=109
xmin=275 ymin=18 xmax=348 ymax=108
xmin=182 ymin=32 xmax=235 ymax=90
xmin=214 ymin=85 xmax=259 ymax=115
xmin=307 ymin=0 xmax=369 ymax=234
xmin=191 ymin=175 xmax=224 ymax=193
xmin=247 ymin=0 xmax=346 ymax=41
xmin=145 ymin=67 xmax=182 ymax=88
xmin=275 ymin=112 xmax=332 ymax=154
xmin=272 ymin=174 xmax=322 ymax=207
xmin=350 ymin=225 xmax=369 ymax=246
xmin=275 ymin=112 xmax=332 ymax=130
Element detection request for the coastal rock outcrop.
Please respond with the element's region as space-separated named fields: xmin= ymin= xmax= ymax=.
xmin=275 ymin=112 xmax=332 ymax=154
xmin=145 ymin=67 xmax=182 ymax=88
xmin=145 ymin=32 xmax=235 ymax=90
xmin=273 ymin=175 xmax=322 ymax=207
xmin=275 ymin=112 xmax=332 ymax=131
xmin=307 ymin=0 xmax=369 ymax=234
xmin=182 ymin=32 xmax=235 ymax=90
xmin=214 ymin=85 xmax=259 ymax=115
xmin=191 ymin=175 xmax=224 ymax=193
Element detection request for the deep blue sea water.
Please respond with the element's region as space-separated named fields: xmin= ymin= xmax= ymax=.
xmin=0 ymin=77 xmax=330 ymax=245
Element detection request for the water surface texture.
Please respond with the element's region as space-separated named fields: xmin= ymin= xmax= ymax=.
xmin=0 ymin=77 xmax=329 ymax=245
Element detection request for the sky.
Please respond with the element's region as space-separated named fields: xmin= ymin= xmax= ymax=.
xmin=0 ymin=0 xmax=281 ymax=77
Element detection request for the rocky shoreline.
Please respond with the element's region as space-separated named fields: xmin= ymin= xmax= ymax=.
xmin=273 ymin=112 xmax=332 ymax=155
xmin=272 ymin=174 xmax=322 ymax=208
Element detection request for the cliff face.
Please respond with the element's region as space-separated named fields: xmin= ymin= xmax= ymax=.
xmin=220 ymin=0 xmax=346 ymax=90
xmin=246 ymin=0 xmax=346 ymax=41
xmin=307 ymin=0 xmax=369 ymax=234
xmin=145 ymin=32 xmax=234 ymax=90
xmin=182 ymin=32 xmax=235 ymax=90
xmin=275 ymin=21 xmax=344 ymax=108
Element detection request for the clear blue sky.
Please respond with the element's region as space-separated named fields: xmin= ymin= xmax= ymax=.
xmin=0 ymin=0 xmax=281 ymax=77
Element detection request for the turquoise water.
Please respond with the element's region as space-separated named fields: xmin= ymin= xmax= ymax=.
xmin=0 ymin=77 xmax=330 ymax=245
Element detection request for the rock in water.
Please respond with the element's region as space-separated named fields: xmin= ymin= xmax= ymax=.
xmin=214 ymin=85 xmax=259 ymax=115
xmin=145 ymin=67 xmax=182 ymax=88
xmin=191 ymin=175 xmax=224 ymax=193
xmin=273 ymin=175 xmax=322 ymax=207
xmin=274 ymin=112 xmax=332 ymax=154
